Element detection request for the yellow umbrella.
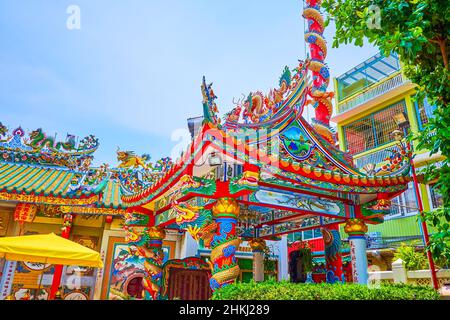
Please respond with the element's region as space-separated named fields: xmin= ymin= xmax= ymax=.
xmin=0 ymin=233 xmax=103 ymax=268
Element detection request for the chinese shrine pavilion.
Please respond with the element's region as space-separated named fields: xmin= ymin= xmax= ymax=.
xmin=119 ymin=0 xmax=412 ymax=299
xmin=0 ymin=0 xmax=412 ymax=300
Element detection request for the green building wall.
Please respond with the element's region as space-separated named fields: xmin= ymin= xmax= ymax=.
xmin=367 ymin=216 xmax=421 ymax=237
xmin=340 ymin=215 xmax=423 ymax=241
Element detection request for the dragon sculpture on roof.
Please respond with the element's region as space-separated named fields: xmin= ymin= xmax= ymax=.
xmin=0 ymin=124 xmax=98 ymax=170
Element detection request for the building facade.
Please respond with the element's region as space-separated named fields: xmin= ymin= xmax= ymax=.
xmin=331 ymin=52 xmax=443 ymax=270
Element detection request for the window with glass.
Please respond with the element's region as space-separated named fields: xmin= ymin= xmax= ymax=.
xmin=336 ymin=53 xmax=400 ymax=102
xmin=343 ymin=100 xmax=408 ymax=155
xmin=287 ymin=229 xmax=322 ymax=242
xmin=302 ymin=229 xmax=322 ymax=240
xmin=387 ymin=182 xmax=418 ymax=218
xmin=415 ymin=97 xmax=436 ymax=130
xmin=429 ymin=183 xmax=443 ymax=210
xmin=287 ymin=232 xmax=302 ymax=243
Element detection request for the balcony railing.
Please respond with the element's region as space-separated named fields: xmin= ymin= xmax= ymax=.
xmin=337 ymin=73 xmax=411 ymax=115
xmin=353 ymin=145 xmax=400 ymax=169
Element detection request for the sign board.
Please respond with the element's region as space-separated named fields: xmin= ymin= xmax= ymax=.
xmin=0 ymin=261 xmax=17 ymax=299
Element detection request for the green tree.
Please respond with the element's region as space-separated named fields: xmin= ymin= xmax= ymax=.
xmin=263 ymin=244 xmax=278 ymax=280
xmin=393 ymin=243 xmax=428 ymax=270
xmin=322 ymin=0 xmax=449 ymax=263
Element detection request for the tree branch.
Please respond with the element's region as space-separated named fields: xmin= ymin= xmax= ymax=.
xmin=437 ymin=38 xmax=449 ymax=69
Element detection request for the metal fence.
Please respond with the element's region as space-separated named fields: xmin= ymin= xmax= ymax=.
xmin=366 ymin=235 xmax=423 ymax=250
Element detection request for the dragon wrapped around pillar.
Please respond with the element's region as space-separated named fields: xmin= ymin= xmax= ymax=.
xmin=303 ymin=0 xmax=335 ymax=143
xmin=173 ymin=199 xmax=241 ymax=291
xmin=209 ymin=198 xmax=241 ymax=291
xmin=125 ymin=226 xmax=166 ymax=300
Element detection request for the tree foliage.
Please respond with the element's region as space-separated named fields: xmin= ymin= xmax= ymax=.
xmin=263 ymin=244 xmax=278 ymax=279
xmin=322 ymin=0 xmax=449 ymax=262
xmin=393 ymin=244 xmax=428 ymax=270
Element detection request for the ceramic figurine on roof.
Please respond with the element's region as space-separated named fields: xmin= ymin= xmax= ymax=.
xmin=224 ymin=61 xmax=310 ymax=131
xmin=114 ymin=148 xmax=174 ymax=194
xmin=0 ymin=124 xmax=98 ymax=171
xmin=117 ymin=148 xmax=151 ymax=170
xmin=27 ymin=128 xmax=76 ymax=151
xmin=0 ymin=123 xmax=128 ymax=215
xmin=201 ymin=76 xmax=220 ymax=126
xmin=0 ymin=122 xmax=7 ymax=142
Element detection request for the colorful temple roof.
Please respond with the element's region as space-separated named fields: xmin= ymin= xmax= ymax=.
xmin=0 ymin=123 xmax=179 ymax=215
xmin=0 ymin=162 xmax=92 ymax=198
xmin=101 ymin=180 xmax=123 ymax=209
xmin=0 ymin=65 xmax=411 ymax=231
xmin=0 ymin=124 xmax=125 ymax=213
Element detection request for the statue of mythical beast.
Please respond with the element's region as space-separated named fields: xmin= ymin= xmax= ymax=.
xmin=173 ymin=201 xmax=217 ymax=246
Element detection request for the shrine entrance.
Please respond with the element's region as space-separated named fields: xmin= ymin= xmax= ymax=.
xmin=159 ymin=258 xmax=212 ymax=300
xmin=167 ymin=269 xmax=211 ymax=300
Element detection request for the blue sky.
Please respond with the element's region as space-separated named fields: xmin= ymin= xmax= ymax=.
xmin=0 ymin=0 xmax=377 ymax=166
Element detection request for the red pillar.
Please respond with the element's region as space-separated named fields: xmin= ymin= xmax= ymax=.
xmin=321 ymin=224 xmax=345 ymax=283
xmin=409 ymin=152 xmax=439 ymax=290
xmin=49 ymin=212 xmax=73 ymax=300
